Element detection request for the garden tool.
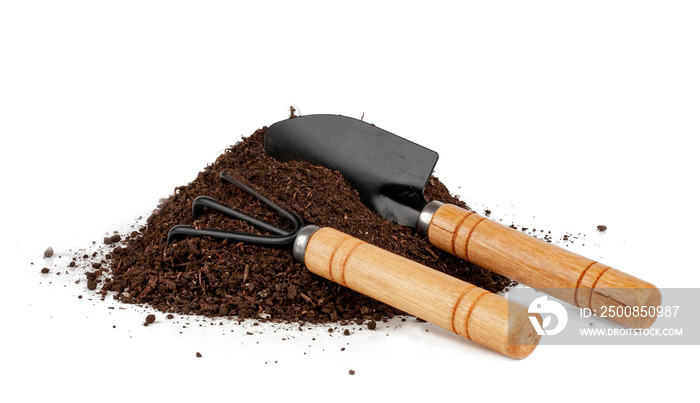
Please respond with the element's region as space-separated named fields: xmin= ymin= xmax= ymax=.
xmin=167 ymin=171 xmax=540 ymax=359
xmin=264 ymin=114 xmax=661 ymax=328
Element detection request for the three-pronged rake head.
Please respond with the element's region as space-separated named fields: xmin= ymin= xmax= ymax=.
xmin=166 ymin=171 xmax=304 ymax=246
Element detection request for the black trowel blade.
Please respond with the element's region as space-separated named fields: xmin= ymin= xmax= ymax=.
xmin=264 ymin=115 xmax=439 ymax=227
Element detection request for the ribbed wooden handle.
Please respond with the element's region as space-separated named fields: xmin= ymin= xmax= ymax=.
xmin=303 ymin=227 xmax=540 ymax=359
xmin=427 ymin=204 xmax=661 ymax=328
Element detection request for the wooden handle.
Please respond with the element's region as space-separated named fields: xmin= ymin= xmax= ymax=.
xmin=302 ymin=227 xmax=540 ymax=359
xmin=426 ymin=204 xmax=661 ymax=328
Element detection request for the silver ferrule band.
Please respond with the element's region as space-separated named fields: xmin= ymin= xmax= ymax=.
xmin=293 ymin=225 xmax=322 ymax=264
xmin=416 ymin=201 xmax=444 ymax=236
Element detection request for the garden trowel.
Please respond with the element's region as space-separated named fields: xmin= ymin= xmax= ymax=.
xmin=264 ymin=114 xmax=660 ymax=329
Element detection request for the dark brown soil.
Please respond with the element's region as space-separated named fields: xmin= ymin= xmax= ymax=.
xmin=94 ymin=123 xmax=513 ymax=324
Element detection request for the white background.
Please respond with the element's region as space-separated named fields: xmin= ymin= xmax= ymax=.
xmin=2 ymin=1 xmax=698 ymax=401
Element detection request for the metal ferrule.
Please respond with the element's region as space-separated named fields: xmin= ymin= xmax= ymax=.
xmin=293 ymin=225 xmax=321 ymax=264
xmin=416 ymin=201 xmax=443 ymax=236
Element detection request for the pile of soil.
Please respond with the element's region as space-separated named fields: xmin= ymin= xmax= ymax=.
xmin=93 ymin=119 xmax=513 ymax=324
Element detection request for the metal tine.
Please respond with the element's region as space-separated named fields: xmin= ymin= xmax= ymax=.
xmin=219 ymin=171 xmax=302 ymax=230
xmin=166 ymin=224 xmax=298 ymax=245
xmin=192 ymin=196 xmax=289 ymax=236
